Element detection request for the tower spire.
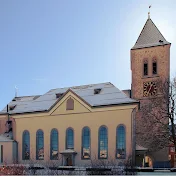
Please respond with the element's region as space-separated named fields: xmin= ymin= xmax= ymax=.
xmin=148 ymin=5 xmax=151 ymax=19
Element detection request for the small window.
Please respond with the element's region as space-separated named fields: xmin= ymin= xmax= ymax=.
xmin=9 ymin=105 xmax=16 ymax=110
xmin=94 ymin=88 xmax=101 ymax=94
xmin=144 ymin=63 xmax=148 ymax=76
xmin=153 ymin=62 xmax=157 ymax=75
xmin=170 ymin=147 xmax=175 ymax=153
xmin=66 ymin=98 xmax=74 ymax=110
xmin=56 ymin=93 xmax=64 ymax=99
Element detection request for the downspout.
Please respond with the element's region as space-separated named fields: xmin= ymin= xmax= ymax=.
xmin=131 ymin=108 xmax=136 ymax=166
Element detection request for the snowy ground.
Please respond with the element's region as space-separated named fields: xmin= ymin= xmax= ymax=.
xmin=138 ymin=171 xmax=176 ymax=175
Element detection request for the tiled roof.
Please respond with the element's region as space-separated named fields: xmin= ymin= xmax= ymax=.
xmin=132 ymin=18 xmax=170 ymax=50
xmin=0 ymin=82 xmax=138 ymax=115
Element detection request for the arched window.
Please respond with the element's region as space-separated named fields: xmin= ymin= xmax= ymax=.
xmin=50 ymin=129 xmax=58 ymax=160
xmin=82 ymin=127 xmax=90 ymax=159
xmin=153 ymin=61 xmax=157 ymax=75
xmin=66 ymin=98 xmax=74 ymax=110
xmin=116 ymin=125 xmax=126 ymax=159
xmin=143 ymin=60 xmax=148 ymax=76
xmin=98 ymin=126 xmax=108 ymax=159
xmin=36 ymin=130 xmax=44 ymax=160
xmin=22 ymin=130 xmax=30 ymax=160
xmin=66 ymin=128 xmax=74 ymax=149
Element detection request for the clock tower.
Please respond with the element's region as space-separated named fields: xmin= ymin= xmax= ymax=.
xmin=131 ymin=14 xmax=171 ymax=164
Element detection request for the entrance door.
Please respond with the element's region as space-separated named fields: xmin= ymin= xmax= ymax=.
xmin=66 ymin=155 xmax=72 ymax=166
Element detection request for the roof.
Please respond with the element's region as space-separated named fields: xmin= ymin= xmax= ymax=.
xmin=0 ymin=82 xmax=138 ymax=115
xmin=136 ymin=144 xmax=148 ymax=151
xmin=0 ymin=132 xmax=13 ymax=142
xmin=132 ymin=17 xmax=170 ymax=50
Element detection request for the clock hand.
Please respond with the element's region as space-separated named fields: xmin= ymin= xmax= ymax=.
xmin=147 ymin=84 xmax=152 ymax=96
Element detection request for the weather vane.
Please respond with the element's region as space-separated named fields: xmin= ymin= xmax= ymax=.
xmin=148 ymin=5 xmax=151 ymax=19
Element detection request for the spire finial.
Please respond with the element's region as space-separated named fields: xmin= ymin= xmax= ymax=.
xmin=148 ymin=5 xmax=151 ymax=19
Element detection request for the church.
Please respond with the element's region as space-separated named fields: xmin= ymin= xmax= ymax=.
xmin=0 ymin=13 xmax=171 ymax=167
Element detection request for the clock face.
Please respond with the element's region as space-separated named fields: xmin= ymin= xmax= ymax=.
xmin=143 ymin=81 xmax=157 ymax=97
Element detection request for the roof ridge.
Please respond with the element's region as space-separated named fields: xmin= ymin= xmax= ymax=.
xmin=149 ymin=18 xmax=168 ymax=42
xmin=49 ymin=82 xmax=113 ymax=91
xmin=15 ymin=95 xmax=41 ymax=98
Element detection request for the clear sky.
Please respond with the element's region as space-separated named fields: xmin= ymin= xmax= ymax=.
xmin=0 ymin=0 xmax=176 ymax=110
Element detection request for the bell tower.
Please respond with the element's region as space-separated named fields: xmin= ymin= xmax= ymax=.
xmin=131 ymin=14 xmax=171 ymax=101
xmin=131 ymin=12 xmax=171 ymax=164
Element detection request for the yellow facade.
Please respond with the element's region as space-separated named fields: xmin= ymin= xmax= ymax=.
xmin=8 ymin=91 xmax=138 ymax=166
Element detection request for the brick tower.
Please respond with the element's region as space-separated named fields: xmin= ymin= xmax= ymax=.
xmin=131 ymin=14 xmax=171 ymax=166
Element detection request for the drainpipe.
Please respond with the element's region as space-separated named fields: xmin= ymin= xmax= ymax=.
xmin=7 ymin=104 xmax=9 ymax=121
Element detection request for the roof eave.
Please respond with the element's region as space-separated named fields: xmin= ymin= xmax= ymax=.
xmin=131 ymin=43 xmax=171 ymax=50
xmin=92 ymin=101 xmax=139 ymax=108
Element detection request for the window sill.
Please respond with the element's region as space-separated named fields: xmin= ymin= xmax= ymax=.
xmin=81 ymin=157 xmax=91 ymax=160
xmin=142 ymin=75 xmax=159 ymax=79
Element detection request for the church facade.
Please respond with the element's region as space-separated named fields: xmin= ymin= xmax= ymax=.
xmin=0 ymin=83 xmax=138 ymax=166
xmin=0 ymin=14 xmax=171 ymax=167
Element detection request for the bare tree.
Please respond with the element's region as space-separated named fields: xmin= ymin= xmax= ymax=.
xmin=136 ymin=77 xmax=176 ymax=152
xmin=87 ymin=155 xmax=136 ymax=175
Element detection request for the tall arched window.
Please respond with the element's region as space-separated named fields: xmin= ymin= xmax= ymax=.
xmin=22 ymin=130 xmax=30 ymax=160
xmin=50 ymin=129 xmax=58 ymax=160
xmin=36 ymin=129 xmax=44 ymax=160
xmin=98 ymin=126 xmax=108 ymax=159
xmin=82 ymin=127 xmax=90 ymax=159
xmin=153 ymin=61 xmax=157 ymax=75
xmin=143 ymin=60 xmax=148 ymax=76
xmin=116 ymin=125 xmax=126 ymax=159
xmin=66 ymin=128 xmax=74 ymax=149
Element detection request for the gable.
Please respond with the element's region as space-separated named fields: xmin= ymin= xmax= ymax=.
xmin=50 ymin=91 xmax=91 ymax=115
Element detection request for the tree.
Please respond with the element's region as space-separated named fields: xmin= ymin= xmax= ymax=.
xmin=136 ymin=77 xmax=176 ymax=152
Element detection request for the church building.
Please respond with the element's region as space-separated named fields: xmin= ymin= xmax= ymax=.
xmin=0 ymin=13 xmax=171 ymax=167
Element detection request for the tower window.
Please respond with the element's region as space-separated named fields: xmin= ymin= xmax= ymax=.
xmin=144 ymin=63 xmax=148 ymax=76
xmin=153 ymin=62 xmax=157 ymax=75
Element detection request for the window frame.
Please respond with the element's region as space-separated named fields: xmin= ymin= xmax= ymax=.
xmin=116 ymin=124 xmax=126 ymax=159
xmin=81 ymin=126 xmax=91 ymax=160
xmin=50 ymin=128 xmax=59 ymax=160
xmin=22 ymin=130 xmax=30 ymax=160
xmin=36 ymin=129 xmax=44 ymax=160
xmin=98 ymin=125 xmax=108 ymax=159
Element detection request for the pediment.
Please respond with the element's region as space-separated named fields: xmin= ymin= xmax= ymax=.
xmin=50 ymin=90 xmax=91 ymax=115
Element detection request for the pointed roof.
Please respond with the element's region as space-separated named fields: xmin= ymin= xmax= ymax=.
xmin=132 ymin=17 xmax=170 ymax=50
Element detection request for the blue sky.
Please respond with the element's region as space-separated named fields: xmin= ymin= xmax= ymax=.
xmin=0 ymin=0 xmax=176 ymax=109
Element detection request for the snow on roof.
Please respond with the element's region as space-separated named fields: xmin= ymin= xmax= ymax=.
xmin=0 ymin=134 xmax=13 ymax=142
xmin=132 ymin=18 xmax=170 ymax=50
xmin=0 ymin=82 xmax=138 ymax=115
